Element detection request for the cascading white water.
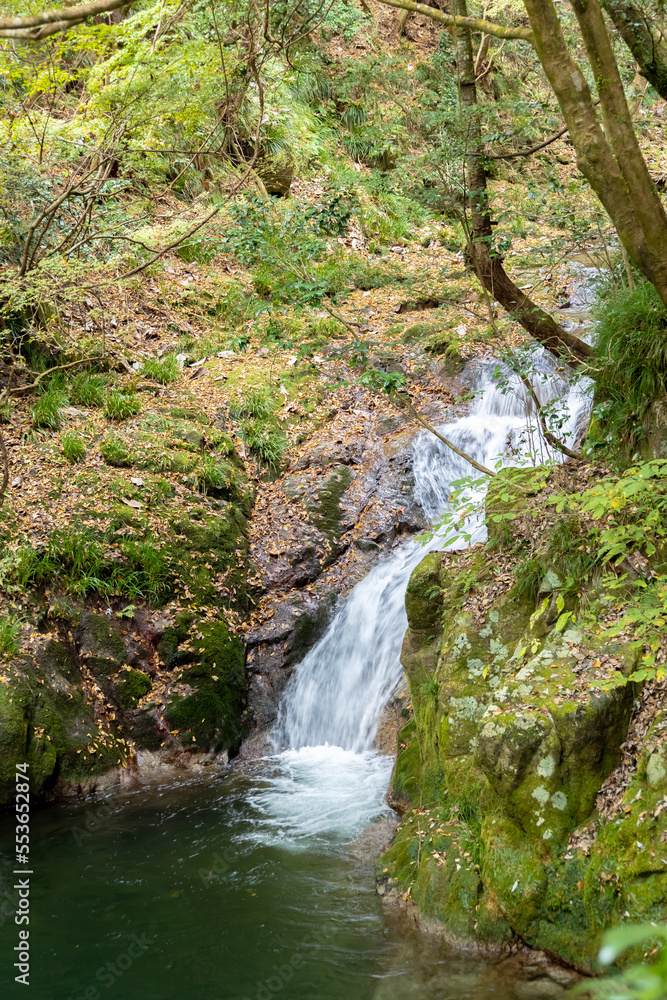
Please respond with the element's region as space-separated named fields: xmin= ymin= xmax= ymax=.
xmin=246 ymin=355 xmax=592 ymax=845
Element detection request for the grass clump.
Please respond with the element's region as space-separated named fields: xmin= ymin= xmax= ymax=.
xmin=200 ymin=456 xmax=234 ymax=492
xmin=105 ymin=391 xmax=141 ymax=421
xmin=0 ymin=616 xmax=20 ymax=657
xmin=592 ymin=279 xmax=667 ymax=457
xmin=61 ymin=431 xmax=86 ymax=463
xmin=229 ymin=388 xmax=274 ymax=421
xmin=240 ymin=421 xmax=286 ymax=470
xmin=31 ymin=387 xmax=68 ymax=429
xmin=68 ymin=372 xmax=107 ymax=407
xmin=142 ymin=354 xmax=180 ymax=384
xmin=0 ymin=527 xmax=173 ymax=603
xmin=228 ymin=388 xmax=286 ymax=469
xmin=100 ymin=434 xmax=132 ymax=466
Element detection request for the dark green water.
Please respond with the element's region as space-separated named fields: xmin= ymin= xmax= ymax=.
xmin=0 ymin=761 xmax=534 ymax=1000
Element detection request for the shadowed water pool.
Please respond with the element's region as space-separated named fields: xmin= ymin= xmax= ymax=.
xmin=1 ymin=764 xmax=534 ymax=1000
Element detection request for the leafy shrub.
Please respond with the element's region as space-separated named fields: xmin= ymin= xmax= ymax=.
xmin=61 ymin=431 xmax=86 ymax=463
xmin=68 ymin=372 xmax=107 ymax=408
xmin=592 ymin=279 xmax=667 ymax=456
xmin=105 ymin=391 xmax=141 ymax=421
xmin=100 ymin=435 xmax=132 ymax=466
xmin=142 ymin=354 xmax=180 ymax=384
xmin=31 ymin=387 xmax=68 ymax=429
xmin=573 ymin=923 xmax=667 ymax=1000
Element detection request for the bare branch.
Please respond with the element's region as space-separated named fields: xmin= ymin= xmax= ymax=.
xmin=485 ymin=123 xmax=569 ymax=159
xmin=10 ymin=357 xmax=103 ymax=396
xmin=395 ymin=393 xmax=496 ymax=477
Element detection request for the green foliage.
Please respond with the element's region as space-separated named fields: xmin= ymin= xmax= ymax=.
xmin=119 ymin=539 xmax=172 ymax=600
xmin=591 ymin=279 xmax=667 ymax=458
xmin=31 ymin=387 xmax=68 ymax=430
xmin=142 ymin=354 xmax=180 ymax=385
xmin=199 ymin=456 xmax=234 ymax=493
xmin=61 ymin=431 xmax=86 ymax=463
xmin=573 ymin=924 xmax=667 ymax=999
xmin=0 ymin=526 xmax=172 ymax=602
xmin=228 ymin=388 xmax=274 ymax=421
xmin=239 ymin=420 xmax=286 ymax=470
xmin=228 ymin=387 xmax=286 ymax=469
xmin=104 ymin=391 xmax=141 ymax=421
xmin=68 ymin=372 xmax=107 ymax=408
xmin=0 ymin=616 xmax=20 ymax=658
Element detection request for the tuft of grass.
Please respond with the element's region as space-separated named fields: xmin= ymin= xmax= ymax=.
xmin=592 ymin=278 xmax=667 ymax=456
xmin=200 ymin=455 xmax=234 ymax=492
xmin=100 ymin=434 xmax=132 ymax=466
xmin=142 ymin=354 xmax=180 ymax=385
xmin=105 ymin=391 xmax=141 ymax=421
xmin=68 ymin=372 xmax=107 ymax=408
xmin=229 ymin=388 xmax=274 ymax=421
xmin=0 ymin=616 xmax=20 ymax=657
xmin=240 ymin=419 xmax=286 ymax=470
xmin=31 ymin=387 xmax=68 ymax=430
xmin=61 ymin=431 xmax=86 ymax=463
xmin=228 ymin=387 xmax=286 ymax=469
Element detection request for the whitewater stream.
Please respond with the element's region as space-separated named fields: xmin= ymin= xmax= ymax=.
xmin=0 ymin=356 xmax=591 ymax=1000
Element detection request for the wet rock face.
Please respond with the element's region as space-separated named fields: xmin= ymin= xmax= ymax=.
xmin=244 ymin=592 xmax=337 ymax=731
xmin=382 ymin=548 xmax=648 ymax=970
xmin=0 ymin=602 xmax=248 ymax=804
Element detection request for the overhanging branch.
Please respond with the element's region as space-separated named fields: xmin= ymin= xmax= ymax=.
xmin=376 ymin=0 xmax=534 ymax=43
xmin=0 ymin=0 xmax=128 ymax=40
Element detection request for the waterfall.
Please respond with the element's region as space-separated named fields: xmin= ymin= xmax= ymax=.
xmin=245 ymin=356 xmax=592 ymax=845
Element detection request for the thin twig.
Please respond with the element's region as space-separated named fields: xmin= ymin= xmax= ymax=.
xmin=517 ymin=372 xmax=585 ymax=462
xmin=10 ymin=357 xmax=102 ymax=396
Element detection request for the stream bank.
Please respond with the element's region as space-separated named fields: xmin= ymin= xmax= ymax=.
xmin=379 ymin=457 xmax=667 ymax=972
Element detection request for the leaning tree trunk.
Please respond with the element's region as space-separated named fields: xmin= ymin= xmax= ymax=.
xmin=522 ymin=0 xmax=667 ymax=308
xmin=451 ymin=0 xmax=592 ymax=364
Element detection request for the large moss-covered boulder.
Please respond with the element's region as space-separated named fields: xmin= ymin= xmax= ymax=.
xmin=381 ymin=547 xmax=647 ymax=970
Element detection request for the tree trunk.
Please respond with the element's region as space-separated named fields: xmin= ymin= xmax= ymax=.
xmin=522 ymin=0 xmax=667 ymax=307
xmin=601 ymin=0 xmax=667 ymax=100
xmin=451 ymin=0 xmax=592 ymax=364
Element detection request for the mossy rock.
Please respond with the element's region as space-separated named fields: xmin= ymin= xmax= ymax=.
xmin=385 ymin=539 xmax=648 ymax=967
xmin=115 ymin=669 xmax=152 ymax=710
xmin=0 ymin=650 xmax=127 ymax=803
xmin=308 ymin=464 xmax=353 ymax=537
xmin=164 ymin=619 xmax=245 ymax=752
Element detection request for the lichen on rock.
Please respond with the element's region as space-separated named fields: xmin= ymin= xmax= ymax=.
xmin=381 ymin=540 xmax=653 ymax=970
